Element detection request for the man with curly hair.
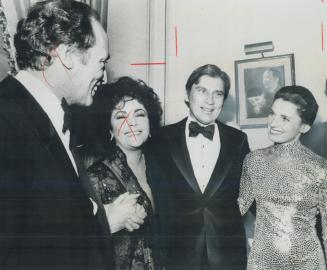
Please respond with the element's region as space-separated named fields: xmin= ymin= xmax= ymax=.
xmin=0 ymin=1 xmax=111 ymax=269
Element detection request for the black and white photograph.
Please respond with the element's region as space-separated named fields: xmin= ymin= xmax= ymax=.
xmin=245 ymin=66 xmax=285 ymax=118
xmin=0 ymin=1 xmax=327 ymax=270
xmin=235 ymin=54 xmax=295 ymax=128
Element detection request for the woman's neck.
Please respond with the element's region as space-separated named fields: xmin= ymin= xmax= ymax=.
xmin=274 ymin=136 xmax=301 ymax=146
xmin=119 ymin=147 xmax=144 ymax=167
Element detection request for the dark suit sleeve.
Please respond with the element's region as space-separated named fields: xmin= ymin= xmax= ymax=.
xmin=0 ymin=115 xmax=112 ymax=269
xmin=0 ymin=116 xmax=32 ymax=267
xmin=146 ymin=136 xmax=173 ymax=267
xmin=240 ymin=133 xmax=250 ymax=162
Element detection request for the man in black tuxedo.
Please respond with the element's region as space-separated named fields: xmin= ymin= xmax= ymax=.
xmin=0 ymin=1 xmax=112 ymax=269
xmin=153 ymin=64 xmax=250 ymax=270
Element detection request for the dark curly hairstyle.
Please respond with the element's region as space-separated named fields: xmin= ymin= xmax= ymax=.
xmin=273 ymin=85 xmax=318 ymax=126
xmin=97 ymin=77 xmax=162 ymax=135
xmin=14 ymin=0 xmax=99 ymax=70
xmin=185 ymin=64 xmax=231 ymax=100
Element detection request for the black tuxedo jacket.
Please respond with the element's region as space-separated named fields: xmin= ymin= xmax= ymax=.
xmin=152 ymin=118 xmax=250 ymax=270
xmin=0 ymin=76 xmax=113 ymax=270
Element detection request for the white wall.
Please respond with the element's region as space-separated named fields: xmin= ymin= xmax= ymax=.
xmin=161 ymin=0 xmax=327 ymax=150
xmin=106 ymin=0 xmax=167 ymax=118
xmin=106 ymin=0 xmax=150 ymax=81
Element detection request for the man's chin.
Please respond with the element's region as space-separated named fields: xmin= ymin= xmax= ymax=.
xmin=84 ymin=97 xmax=94 ymax=106
xmin=77 ymin=95 xmax=93 ymax=107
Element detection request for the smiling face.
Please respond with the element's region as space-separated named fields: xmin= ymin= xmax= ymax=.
xmin=267 ymin=98 xmax=310 ymax=144
xmin=186 ymin=75 xmax=225 ymax=125
xmin=67 ymin=19 xmax=110 ymax=106
xmin=110 ymin=98 xmax=150 ymax=151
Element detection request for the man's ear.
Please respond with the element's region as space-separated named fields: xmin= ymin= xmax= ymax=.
xmin=300 ymin=123 xmax=311 ymax=134
xmin=184 ymin=93 xmax=190 ymax=107
xmin=53 ymin=44 xmax=74 ymax=70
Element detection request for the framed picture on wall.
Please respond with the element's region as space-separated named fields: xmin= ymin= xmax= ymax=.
xmin=235 ymin=54 xmax=295 ymax=128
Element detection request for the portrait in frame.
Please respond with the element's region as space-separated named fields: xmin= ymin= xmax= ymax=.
xmin=235 ymin=54 xmax=295 ymax=128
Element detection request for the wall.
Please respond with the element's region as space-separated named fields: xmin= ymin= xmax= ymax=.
xmin=106 ymin=0 xmax=167 ymax=119
xmin=161 ymin=0 xmax=327 ymax=150
xmin=106 ymin=0 xmax=150 ymax=81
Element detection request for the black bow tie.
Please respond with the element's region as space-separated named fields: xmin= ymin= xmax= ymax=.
xmin=61 ymin=98 xmax=72 ymax=134
xmin=189 ymin=121 xmax=215 ymax=140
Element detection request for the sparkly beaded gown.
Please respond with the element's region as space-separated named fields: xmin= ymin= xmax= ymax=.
xmin=238 ymin=141 xmax=327 ymax=270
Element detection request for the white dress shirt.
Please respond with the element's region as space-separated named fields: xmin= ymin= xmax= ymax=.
xmin=185 ymin=116 xmax=220 ymax=193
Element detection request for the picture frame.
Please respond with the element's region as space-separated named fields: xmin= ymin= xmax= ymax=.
xmin=235 ymin=54 xmax=295 ymax=128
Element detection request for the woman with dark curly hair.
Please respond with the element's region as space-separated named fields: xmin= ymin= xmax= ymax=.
xmin=83 ymin=76 xmax=165 ymax=270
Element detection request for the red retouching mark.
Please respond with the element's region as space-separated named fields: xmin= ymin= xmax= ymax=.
xmin=117 ymin=110 xmax=137 ymax=142
xmin=42 ymin=49 xmax=73 ymax=87
xmin=54 ymin=49 xmax=72 ymax=80
xmin=41 ymin=58 xmax=53 ymax=88
xmin=322 ymin=22 xmax=325 ymax=51
xmin=130 ymin=62 xmax=166 ymax=66
xmin=175 ymin=26 xmax=179 ymax=57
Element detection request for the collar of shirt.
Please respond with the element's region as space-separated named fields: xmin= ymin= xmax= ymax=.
xmin=185 ymin=115 xmax=221 ymax=192
xmin=15 ymin=70 xmax=78 ymax=175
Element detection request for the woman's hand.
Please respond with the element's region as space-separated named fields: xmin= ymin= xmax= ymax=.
xmin=104 ymin=192 xmax=144 ymax=233
xmin=135 ymin=203 xmax=147 ymax=219
xmin=125 ymin=204 xmax=147 ymax=232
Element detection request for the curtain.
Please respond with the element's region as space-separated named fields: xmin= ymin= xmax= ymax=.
xmin=0 ymin=0 xmax=17 ymax=74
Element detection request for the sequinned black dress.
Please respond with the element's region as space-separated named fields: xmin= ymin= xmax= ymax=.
xmin=238 ymin=141 xmax=327 ymax=270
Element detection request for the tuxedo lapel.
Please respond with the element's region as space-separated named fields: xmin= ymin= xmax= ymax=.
xmin=12 ymin=77 xmax=78 ymax=181
xmin=167 ymin=119 xmax=202 ymax=195
xmin=203 ymin=122 xmax=235 ymax=200
xmin=20 ymin=79 xmax=110 ymax=234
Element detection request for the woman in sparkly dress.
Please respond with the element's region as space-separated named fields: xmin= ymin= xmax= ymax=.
xmin=83 ymin=77 xmax=165 ymax=269
xmin=238 ymin=85 xmax=327 ymax=270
